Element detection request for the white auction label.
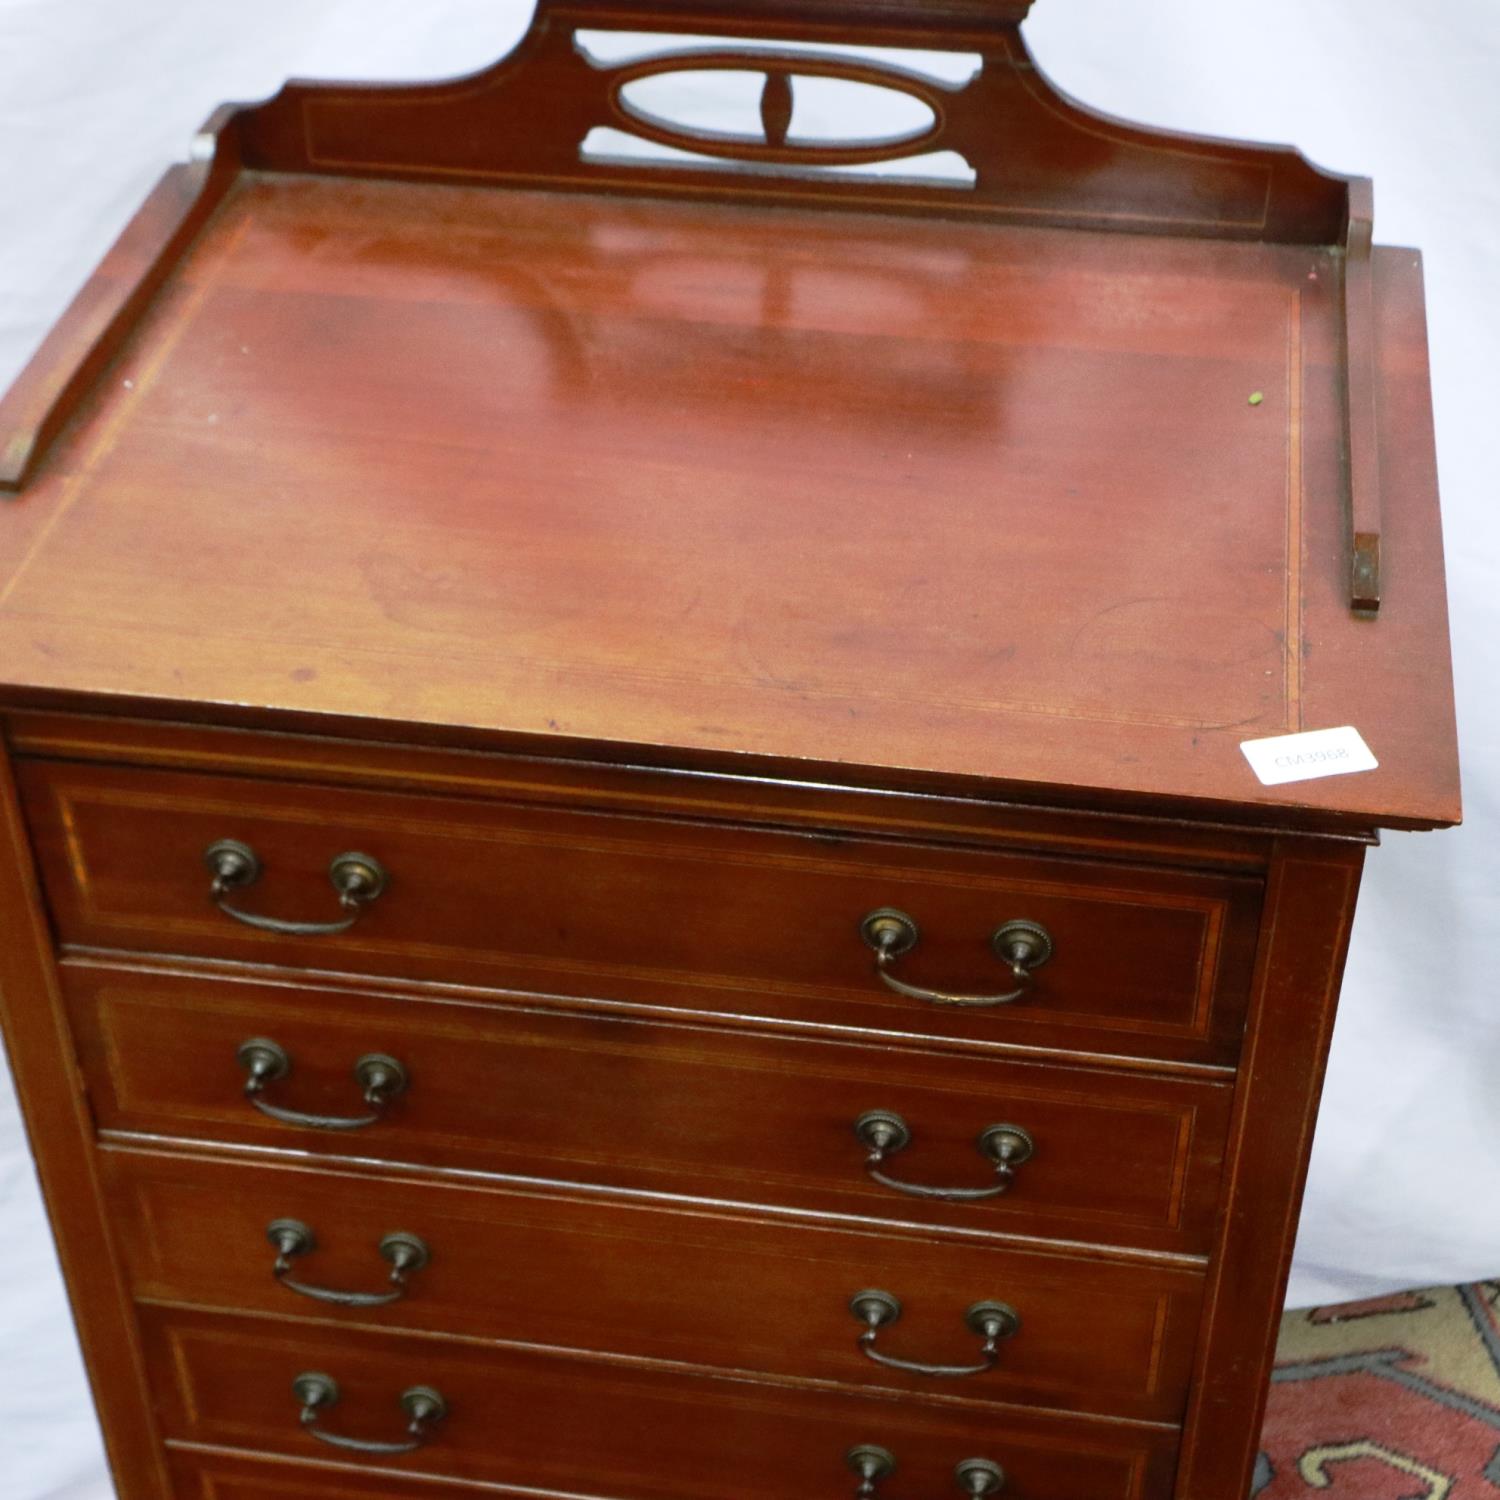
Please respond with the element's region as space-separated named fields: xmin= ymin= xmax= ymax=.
xmin=1239 ymin=726 xmax=1378 ymax=787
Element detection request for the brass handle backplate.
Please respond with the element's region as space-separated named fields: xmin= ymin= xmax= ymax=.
xmin=205 ymin=839 xmax=387 ymax=937
xmin=848 ymin=1445 xmax=1006 ymax=1497
xmin=238 ymin=1038 xmax=407 ymax=1131
xmin=850 ymin=1289 xmax=1019 ymax=1379
xmin=293 ymin=1372 xmax=445 ymax=1455
xmin=268 ymin=1219 xmax=429 ymax=1307
xmin=859 ymin=909 xmax=1052 ymax=1008
xmin=854 ymin=1111 xmax=1034 ymax=1201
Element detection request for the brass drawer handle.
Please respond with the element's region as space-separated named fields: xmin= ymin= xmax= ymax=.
xmin=205 ymin=839 xmax=387 ymax=937
xmin=859 ymin=909 xmax=1052 ymax=1008
xmin=848 ymin=1446 xmax=1005 ymax=1497
xmin=855 ymin=1111 xmax=1034 ymax=1201
xmin=268 ymin=1220 xmax=429 ymax=1307
xmin=850 ymin=1290 xmax=1019 ymax=1379
xmin=237 ymin=1038 xmax=407 ymax=1131
xmin=293 ymin=1372 xmax=445 ymax=1455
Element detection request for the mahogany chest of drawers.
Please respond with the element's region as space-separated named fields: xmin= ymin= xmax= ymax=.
xmin=0 ymin=2 xmax=1459 ymax=1498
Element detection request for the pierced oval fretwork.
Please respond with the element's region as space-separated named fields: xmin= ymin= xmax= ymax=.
xmin=578 ymin=128 xmax=977 ymax=188
xmin=784 ymin=75 xmax=937 ymax=146
xmin=610 ymin=51 xmax=951 ymax=167
xmin=575 ymin=31 xmax=984 ymax=88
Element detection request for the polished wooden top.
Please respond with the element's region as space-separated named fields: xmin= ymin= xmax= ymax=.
xmin=0 ymin=0 xmax=1459 ymax=831
xmin=0 ymin=168 xmax=1456 ymax=830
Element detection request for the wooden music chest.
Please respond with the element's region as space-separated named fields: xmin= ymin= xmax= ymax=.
xmin=0 ymin=2 xmax=1460 ymax=1498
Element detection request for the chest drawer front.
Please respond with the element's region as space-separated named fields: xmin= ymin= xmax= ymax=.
xmin=106 ymin=1147 xmax=1204 ymax=1423
xmin=68 ymin=964 xmax=1232 ymax=1255
xmin=20 ymin=760 xmax=1261 ymax=1065
xmin=142 ymin=1306 xmax=1181 ymax=1500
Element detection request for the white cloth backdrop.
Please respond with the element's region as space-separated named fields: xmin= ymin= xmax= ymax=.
xmin=0 ymin=1 xmax=1496 ymax=1494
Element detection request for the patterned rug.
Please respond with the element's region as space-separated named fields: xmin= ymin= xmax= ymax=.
xmin=1257 ymin=1282 xmax=1500 ymax=1496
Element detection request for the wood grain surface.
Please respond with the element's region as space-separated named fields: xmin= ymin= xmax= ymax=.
xmin=67 ymin=959 xmax=1233 ymax=1254
xmin=140 ymin=1303 xmax=1182 ymax=1500
xmin=0 ymin=180 xmax=1457 ymax=830
xmin=104 ymin=1144 xmax=1207 ymax=1423
xmin=21 ymin=759 xmax=1262 ymax=1065
xmin=0 ymin=748 xmax=169 ymax=1499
